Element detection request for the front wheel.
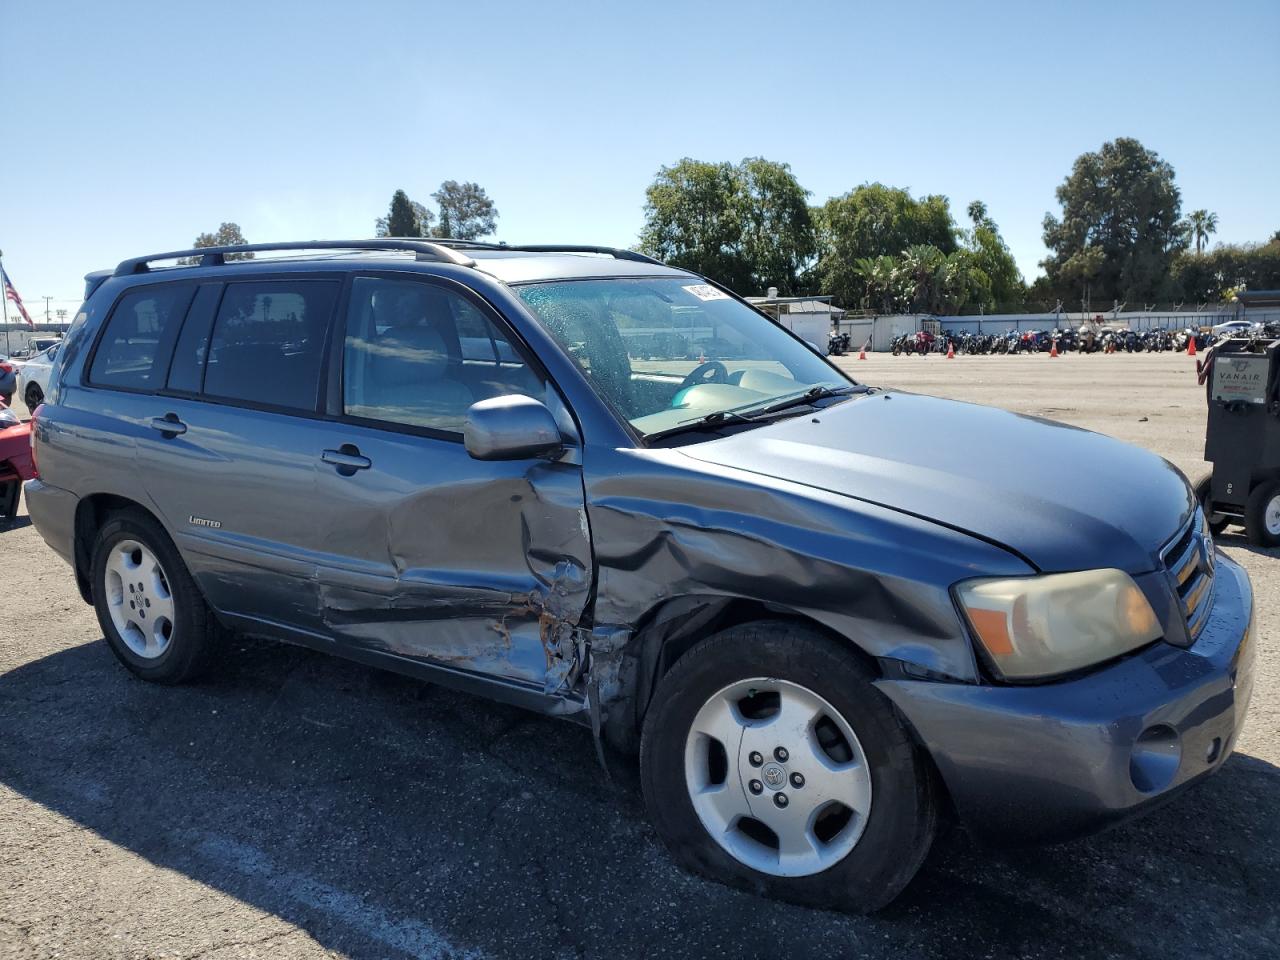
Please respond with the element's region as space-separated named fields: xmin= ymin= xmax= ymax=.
xmin=24 ymin=383 xmax=43 ymax=411
xmin=1245 ymin=480 xmax=1280 ymax=548
xmin=91 ymin=510 xmax=218 ymax=683
xmin=640 ymin=622 xmax=936 ymax=912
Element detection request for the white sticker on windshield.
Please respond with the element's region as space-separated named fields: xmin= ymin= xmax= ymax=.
xmin=682 ymin=284 xmax=730 ymax=301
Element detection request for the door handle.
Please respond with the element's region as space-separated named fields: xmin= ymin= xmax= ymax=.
xmin=321 ymin=447 xmax=371 ymax=473
xmin=149 ymin=414 xmax=187 ymax=437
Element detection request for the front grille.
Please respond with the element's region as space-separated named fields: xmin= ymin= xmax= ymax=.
xmin=1161 ymin=508 xmax=1216 ymax=642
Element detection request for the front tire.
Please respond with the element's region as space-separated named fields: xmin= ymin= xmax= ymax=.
xmin=91 ymin=510 xmax=217 ymax=683
xmin=24 ymin=383 xmax=43 ymax=411
xmin=640 ymin=621 xmax=936 ymax=912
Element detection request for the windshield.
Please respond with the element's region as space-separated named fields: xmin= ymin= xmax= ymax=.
xmin=516 ymin=278 xmax=851 ymax=438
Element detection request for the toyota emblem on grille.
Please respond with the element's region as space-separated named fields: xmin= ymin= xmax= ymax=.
xmin=1202 ymin=533 xmax=1216 ymax=576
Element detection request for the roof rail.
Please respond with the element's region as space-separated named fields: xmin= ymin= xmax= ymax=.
xmin=496 ymin=244 xmax=662 ymax=265
xmin=420 ymin=240 xmax=663 ymax=265
xmin=112 ymin=239 xmax=477 ymax=277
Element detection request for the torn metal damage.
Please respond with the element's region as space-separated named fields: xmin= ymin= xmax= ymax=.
xmin=313 ymin=451 xmax=595 ymax=692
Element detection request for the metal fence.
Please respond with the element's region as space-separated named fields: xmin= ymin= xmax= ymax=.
xmin=833 ymin=309 xmax=1280 ymax=351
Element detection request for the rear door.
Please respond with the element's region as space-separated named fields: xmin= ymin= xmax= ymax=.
xmin=307 ymin=273 xmax=593 ymax=695
xmin=131 ymin=276 xmax=342 ymax=635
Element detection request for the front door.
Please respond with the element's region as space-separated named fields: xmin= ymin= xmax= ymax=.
xmin=309 ymin=274 xmax=593 ymax=695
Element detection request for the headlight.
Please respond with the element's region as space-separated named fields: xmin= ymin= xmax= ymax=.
xmin=0 ymin=406 xmax=19 ymax=427
xmin=956 ymin=569 xmax=1162 ymax=680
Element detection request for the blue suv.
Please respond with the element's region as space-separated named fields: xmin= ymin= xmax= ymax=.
xmin=26 ymin=240 xmax=1256 ymax=911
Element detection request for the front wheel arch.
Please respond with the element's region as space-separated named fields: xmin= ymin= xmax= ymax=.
xmin=602 ymin=596 xmax=884 ymax=758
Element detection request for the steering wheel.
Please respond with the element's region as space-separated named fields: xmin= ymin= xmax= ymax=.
xmin=678 ymin=360 xmax=729 ymax=393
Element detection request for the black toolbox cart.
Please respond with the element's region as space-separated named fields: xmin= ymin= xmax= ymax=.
xmin=1197 ymin=335 xmax=1280 ymax=545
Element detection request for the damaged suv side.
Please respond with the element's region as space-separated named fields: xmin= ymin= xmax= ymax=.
xmin=27 ymin=240 xmax=1256 ymax=912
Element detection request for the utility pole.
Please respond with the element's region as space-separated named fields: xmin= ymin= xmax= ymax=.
xmin=42 ymin=296 xmax=53 ymax=325
xmin=56 ymin=309 xmax=68 ymax=334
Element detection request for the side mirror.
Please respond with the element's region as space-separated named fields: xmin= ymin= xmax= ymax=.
xmin=464 ymin=395 xmax=565 ymax=461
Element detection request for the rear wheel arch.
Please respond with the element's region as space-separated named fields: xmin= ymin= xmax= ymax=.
xmin=73 ymin=494 xmax=168 ymax=603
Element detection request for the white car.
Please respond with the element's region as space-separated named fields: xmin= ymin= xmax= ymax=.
xmin=1211 ymin=319 xmax=1253 ymax=337
xmin=14 ymin=342 xmax=60 ymax=412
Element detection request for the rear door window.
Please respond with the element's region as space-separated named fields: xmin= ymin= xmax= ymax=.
xmin=202 ymin=280 xmax=339 ymax=411
xmin=88 ymin=285 xmax=195 ymax=390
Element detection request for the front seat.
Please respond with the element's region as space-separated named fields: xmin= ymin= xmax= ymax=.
xmin=367 ymin=323 xmax=474 ymax=430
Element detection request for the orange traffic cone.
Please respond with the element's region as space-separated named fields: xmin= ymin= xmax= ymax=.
xmin=858 ymin=339 xmax=869 ymax=360
xmin=1187 ymin=336 xmax=1197 ymax=357
xmin=1050 ymin=341 xmax=1059 ymax=358
xmin=946 ymin=342 xmax=955 ymax=359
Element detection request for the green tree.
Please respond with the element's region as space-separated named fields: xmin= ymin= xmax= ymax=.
xmin=375 ymin=196 xmax=434 ymax=238
xmin=180 ymin=222 xmax=253 ymax=264
xmin=638 ymin=159 xmax=750 ymax=289
xmin=1187 ymin=209 xmax=1219 ymax=255
xmin=815 ymin=183 xmax=957 ymax=307
xmin=1041 ymin=137 xmax=1187 ymax=304
xmin=379 ymin=189 xmax=423 ymax=237
xmin=732 ymin=158 xmax=817 ymax=294
xmin=963 ymin=203 xmax=1024 ymax=311
xmin=431 ymin=181 xmax=498 ymax=239
xmin=1173 ymin=237 xmax=1280 ymax=302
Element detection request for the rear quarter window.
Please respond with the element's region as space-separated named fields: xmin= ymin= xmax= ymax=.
xmin=88 ymin=285 xmax=195 ymax=390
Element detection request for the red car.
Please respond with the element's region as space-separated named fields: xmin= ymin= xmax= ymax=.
xmin=0 ymin=403 xmax=34 ymax=529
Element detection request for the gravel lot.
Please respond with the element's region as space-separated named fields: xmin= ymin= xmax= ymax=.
xmin=1 ymin=352 xmax=1276 ymax=959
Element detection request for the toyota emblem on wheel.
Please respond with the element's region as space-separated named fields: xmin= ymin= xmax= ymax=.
xmin=761 ymin=762 xmax=786 ymax=789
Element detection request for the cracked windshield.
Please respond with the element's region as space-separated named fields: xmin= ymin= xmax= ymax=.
xmin=517 ymin=277 xmax=853 ymax=437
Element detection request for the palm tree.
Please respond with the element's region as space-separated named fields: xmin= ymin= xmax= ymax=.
xmin=1188 ymin=209 xmax=1219 ymax=255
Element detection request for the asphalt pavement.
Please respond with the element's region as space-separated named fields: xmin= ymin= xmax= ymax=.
xmin=1 ymin=353 xmax=1277 ymax=959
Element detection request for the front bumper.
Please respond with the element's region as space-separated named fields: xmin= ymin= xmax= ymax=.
xmin=877 ymin=553 xmax=1256 ymax=844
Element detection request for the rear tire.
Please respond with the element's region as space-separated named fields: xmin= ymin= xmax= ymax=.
xmin=640 ymin=621 xmax=936 ymax=913
xmin=0 ymin=481 xmax=18 ymax=530
xmin=24 ymin=383 xmax=43 ymax=411
xmin=90 ymin=510 xmax=218 ymax=683
xmin=1244 ymin=480 xmax=1280 ymax=548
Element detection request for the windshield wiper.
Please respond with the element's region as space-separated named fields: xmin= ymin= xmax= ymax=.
xmin=744 ymin=383 xmax=860 ymax=418
xmin=645 ymin=408 xmax=758 ymax=442
xmin=644 ymin=385 xmax=861 ymax=444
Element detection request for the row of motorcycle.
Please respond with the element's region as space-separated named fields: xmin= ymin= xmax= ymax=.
xmin=883 ymin=328 xmax=1215 ymax=357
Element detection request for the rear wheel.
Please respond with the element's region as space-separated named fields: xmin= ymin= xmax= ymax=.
xmin=640 ymin=621 xmax=936 ymax=912
xmin=91 ymin=510 xmax=218 ymax=683
xmin=1244 ymin=480 xmax=1280 ymax=548
xmin=24 ymin=383 xmax=43 ymax=411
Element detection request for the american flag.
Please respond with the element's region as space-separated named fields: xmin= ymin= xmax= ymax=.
xmin=2 ymin=265 xmax=34 ymax=328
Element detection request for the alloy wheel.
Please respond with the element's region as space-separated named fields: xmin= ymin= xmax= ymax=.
xmin=104 ymin=539 xmax=176 ymax=659
xmin=683 ymin=678 xmax=872 ymax=877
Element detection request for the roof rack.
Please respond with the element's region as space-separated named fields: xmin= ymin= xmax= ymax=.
xmin=112 ymin=239 xmax=478 ymax=277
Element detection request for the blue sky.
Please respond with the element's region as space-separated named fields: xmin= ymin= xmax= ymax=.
xmin=2 ymin=0 xmax=1277 ymax=314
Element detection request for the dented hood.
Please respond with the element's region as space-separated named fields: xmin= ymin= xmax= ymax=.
xmin=679 ymin=391 xmax=1194 ymax=574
